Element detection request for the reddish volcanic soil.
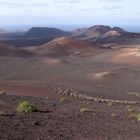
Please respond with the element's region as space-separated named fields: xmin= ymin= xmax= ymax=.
xmin=0 ymin=80 xmax=57 ymax=98
xmin=0 ymin=93 xmax=140 ymax=140
xmin=1 ymin=34 xmax=140 ymax=139
xmin=0 ymin=80 xmax=140 ymax=140
xmin=28 ymin=37 xmax=103 ymax=57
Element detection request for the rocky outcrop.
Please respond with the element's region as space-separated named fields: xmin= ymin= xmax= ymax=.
xmin=55 ymin=87 xmax=138 ymax=105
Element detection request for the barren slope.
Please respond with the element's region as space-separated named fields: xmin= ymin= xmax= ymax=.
xmin=28 ymin=37 xmax=103 ymax=57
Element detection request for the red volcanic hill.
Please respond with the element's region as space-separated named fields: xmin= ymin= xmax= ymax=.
xmin=72 ymin=25 xmax=140 ymax=45
xmin=31 ymin=37 xmax=102 ymax=57
xmin=73 ymin=25 xmax=126 ymax=41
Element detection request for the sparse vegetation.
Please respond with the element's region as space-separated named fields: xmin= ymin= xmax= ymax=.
xmin=136 ymin=113 xmax=140 ymax=122
xmin=80 ymin=107 xmax=89 ymax=113
xmin=126 ymin=105 xmax=131 ymax=109
xmin=0 ymin=91 xmax=6 ymax=95
xmin=45 ymin=96 xmax=49 ymax=100
xmin=111 ymin=113 xmax=117 ymax=117
xmin=16 ymin=101 xmax=37 ymax=113
xmin=130 ymin=113 xmax=140 ymax=121
xmin=60 ymin=97 xmax=68 ymax=102
xmin=128 ymin=108 xmax=134 ymax=113
xmin=0 ymin=111 xmax=4 ymax=116
xmin=127 ymin=106 xmax=134 ymax=113
xmin=108 ymin=102 xmax=113 ymax=107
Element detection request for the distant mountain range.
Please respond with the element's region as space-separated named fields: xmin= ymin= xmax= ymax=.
xmin=71 ymin=25 xmax=140 ymax=46
xmin=1 ymin=25 xmax=140 ymax=58
xmin=21 ymin=25 xmax=140 ymax=45
xmin=72 ymin=25 xmax=126 ymax=41
xmin=22 ymin=25 xmax=127 ymax=41
xmin=0 ymin=25 xmax=140 ymax=47
xmin=22 ymin=27 xmax=71 ymax=38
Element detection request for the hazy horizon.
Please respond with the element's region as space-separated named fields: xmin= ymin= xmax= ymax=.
xmin=1 ymin=24 xmax=140 ymax=33
xmin=0 ymin=0 xmax=140 ymax=32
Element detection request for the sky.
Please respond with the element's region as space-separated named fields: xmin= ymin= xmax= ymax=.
xmin=0 ymin=0 xmax=140 ymax=30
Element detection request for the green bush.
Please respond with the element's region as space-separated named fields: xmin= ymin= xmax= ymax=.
xmin=60 ymin=97 xmax=68 ymax=102
xmin=16 ymin=101 xmax=37 ymax=113
xmin=127 ymin=106 xmax=134 ymax=113
xmin=0 ymin=111 xmax=4 ymax=116
xmin=136 ymin=113 xmax=140 ymax=122
xmin=111 ymin=113 xmax=117 ymax=117
xmin=107 ymin=102 xmax=113 ymax=107
xmin=80 ymin=107 xmax=89 ymax=113
xmin=45 ymin=96 xmax=49 ymax=100
xmin=126 ymin=105 xmax=131 ymax=109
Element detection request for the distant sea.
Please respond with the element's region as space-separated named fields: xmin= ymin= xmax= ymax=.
xmin=121 ymin=26 xmax=140 ymax=33
xmin=1 ymin=25 xmax=140 ymax=33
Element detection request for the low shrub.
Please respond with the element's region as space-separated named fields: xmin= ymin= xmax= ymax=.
xmin=111 ymin=113 xmax=117 ymax=117
xmin=16 ymin=101 xmax=37 ymax=113
xmin=126 ymin=105 xmax=131 ymax=109
xmin=108 ymin=102 xmax=113 ymax=107
xmin=80 ymin=107 xmax=89 ymax=113
xmin=127 ymin=106 xmax=134 ymax=113
xmin=0 ymin=91 xmax=6 ymax=95
xmin=136 ymin=113 xmax=140 ymax=122
xmin=0 ymin=111 xmax=4 ymax=116
xmin=45 ymin=97 xmax=49 ymax=100
xmin=60 ymin=97 xmax=67 ymax=102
